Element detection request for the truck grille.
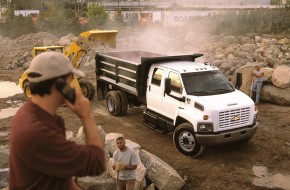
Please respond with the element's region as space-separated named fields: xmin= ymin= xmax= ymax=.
xmin=218 ymin=107 xmax=250 ymax=129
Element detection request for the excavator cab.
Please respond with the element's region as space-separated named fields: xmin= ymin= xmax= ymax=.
xmin=19 ymin=29 xmax=118 ymax=99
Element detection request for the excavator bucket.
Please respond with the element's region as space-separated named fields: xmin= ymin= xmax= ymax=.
xmin=77 ymin=29 xmax=118 ymax=51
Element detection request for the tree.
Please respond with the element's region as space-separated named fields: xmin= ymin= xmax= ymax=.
xmin=12 ymin=0 xmax=42 ymax=10
xmin=87 ymin=3 xmax=108 ymax=28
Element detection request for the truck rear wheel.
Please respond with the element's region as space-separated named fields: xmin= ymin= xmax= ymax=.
xmin=106 ymin=91 xmax=121 ymax=116
xmin=116 ymin=90 xmax=128 ymax=115
xmin=173 ymin=123 xmax=205 ymax=157
xmin=23 ymin=81 xmax=31 ymax=98
xmin=79 ymin=81 xmax=95 ymax=100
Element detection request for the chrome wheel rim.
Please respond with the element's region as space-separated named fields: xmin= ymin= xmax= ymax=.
xmin=178 ymin=131 xmax=195 ymax=152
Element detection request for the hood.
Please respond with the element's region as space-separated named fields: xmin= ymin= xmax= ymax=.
xmin=196 ymin=90 xmax=254 ymax=110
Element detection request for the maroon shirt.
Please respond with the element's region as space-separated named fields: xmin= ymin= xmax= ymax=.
xmin=9 ymin=100 xmax=105 ymax=190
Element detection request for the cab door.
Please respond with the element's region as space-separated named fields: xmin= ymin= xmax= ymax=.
xmin=162 ymin=71 xmax=184 ymax=119
xmin=146 ymin=67 xmax=164 ymax=113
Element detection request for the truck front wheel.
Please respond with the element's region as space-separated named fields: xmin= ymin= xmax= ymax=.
xmin=173 ymin=123 xmax=205 ymax=157
xmin=106 ymin=91 xmax=121 ymax=116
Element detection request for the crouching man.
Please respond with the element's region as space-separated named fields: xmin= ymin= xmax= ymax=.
xmin=112 ymin=136 xmax=138 ymax=190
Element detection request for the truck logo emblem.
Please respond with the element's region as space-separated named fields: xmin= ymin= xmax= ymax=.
xmin=231 ymin=116 xmax=240 ymax=121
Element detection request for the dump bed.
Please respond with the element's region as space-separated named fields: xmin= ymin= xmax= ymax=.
xmin=95 ymin=50 xmax=202 ymax=97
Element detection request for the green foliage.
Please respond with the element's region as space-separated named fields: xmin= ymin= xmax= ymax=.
xmin=270 ymin=0 xmax=281 ymax=5
xmin=188 ymin=9 xmax=290 ymax=36
xmin=0 ymin=15 xmax=36 ymax=38
xmin=87 ymin=3 xmax=109 ymax=28
xmin=12 ymin=0 xmax=42 ymax=10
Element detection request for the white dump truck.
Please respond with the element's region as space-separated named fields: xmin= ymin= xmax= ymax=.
xmin=95 ymin=51 xmax=258 ymax=157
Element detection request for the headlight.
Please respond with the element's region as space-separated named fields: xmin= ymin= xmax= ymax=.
xmin=197 ymin=123 xmax=213 ymax=132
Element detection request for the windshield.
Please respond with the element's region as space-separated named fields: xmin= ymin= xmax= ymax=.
xmin=182 ymin=70 xmax=234 ymax=96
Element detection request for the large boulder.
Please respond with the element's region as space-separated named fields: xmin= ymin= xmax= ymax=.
xmin=236 ymin=64 xmax=256 ymax=96
xmin=261 ymin=67 xmax=274 ymax=83
xmin=0 ymin=147 xmax=9 ymax=189
xmin=261 ymin=85 xmax=290 ymax=106
xmin=271 ymin=65 xmax=290 ymax=89
xmin=0 ymin=168 xmax=8 ymax=189
xmin=76 ymin=125 xmax=106 ymax=145
xmin=134 ymin=150 xmax=147 ymax=190
xmin=77 ymin=173 xmax=116 ymax=190
xmin=65 ymin=131 xmax=75 ymax=141
xmin=140 ymin=149 xmax=185 ymax=190
xmin=0 ymin=147 xmax=9 ymax=168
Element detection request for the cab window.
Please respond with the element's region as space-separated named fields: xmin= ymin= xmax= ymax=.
xmin=169 ymin=72 xmax=182 ymax=94
xmin=151 ymin=68 xmax=164 ymax=86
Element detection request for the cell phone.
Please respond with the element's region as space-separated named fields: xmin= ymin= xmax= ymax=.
xmin=55 ymin=78 xmax=76 ymax=104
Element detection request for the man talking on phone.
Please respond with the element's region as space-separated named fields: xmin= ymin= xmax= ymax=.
xmin=9 ymin=52 xmax=105 ymax=190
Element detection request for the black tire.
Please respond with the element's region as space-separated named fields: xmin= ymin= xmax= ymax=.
xmin=79 ymin=81 xmax=95 ymax=100
xmin=173 ymin=123 xmax=205 ymax=157
xmin=23 ymin=81 xmax=31 ymax=98
xmin=116 ymin=90 xmax=128 ymax=115
xmin=106 ymin=91 xmax=122 ymax=116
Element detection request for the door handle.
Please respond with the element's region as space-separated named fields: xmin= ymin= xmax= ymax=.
xmin=148 ymin=85 xmax=151 ymax=91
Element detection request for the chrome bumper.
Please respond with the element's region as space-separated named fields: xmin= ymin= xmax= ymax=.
xmin=196 ymin=122 xmax=258 ymax=145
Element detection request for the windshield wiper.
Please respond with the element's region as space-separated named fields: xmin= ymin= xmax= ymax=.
xmin=211 ymin=88 xmax=233 ymax=92
xmin=190 ymin=91 xmax=211 ymax=95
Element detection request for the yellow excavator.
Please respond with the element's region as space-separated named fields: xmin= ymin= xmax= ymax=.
xmin=19 ymin=29 xmax=118 ymax=100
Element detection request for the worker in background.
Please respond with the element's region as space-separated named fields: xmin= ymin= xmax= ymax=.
xmin=251 ymin=64 xmax=264 ymax=104
xmin=112 ymin=136 xmax=139 ymax=190
xmin=9 ymin=52 xmax=105 ymax=190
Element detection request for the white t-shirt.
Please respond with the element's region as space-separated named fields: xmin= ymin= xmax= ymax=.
xmin=113 ymin=147 xmax=139 ymax=180
xmin=253 ymin=70 xmax=264 ymax=83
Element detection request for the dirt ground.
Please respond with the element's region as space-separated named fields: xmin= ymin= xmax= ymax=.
xmin=1 ymin=67 xmax=290 ymax=190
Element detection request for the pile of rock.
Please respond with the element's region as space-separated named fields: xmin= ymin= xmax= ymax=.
xmin=0 ymin=32 xmax=59 ymax=70
xmin=198 ymin=34 xmax=290 ymax=105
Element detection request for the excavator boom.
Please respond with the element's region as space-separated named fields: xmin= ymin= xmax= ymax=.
xmin=64 ymin=29 xmax=118 ymax=69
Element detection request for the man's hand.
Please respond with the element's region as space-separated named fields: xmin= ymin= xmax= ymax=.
xmin=65 ymin=88 xmax=91 ymax=120
xmin=66 ymin=88 xmax=103 ymax=148
xmin=115 ymin=161 xmax=125 ymax=171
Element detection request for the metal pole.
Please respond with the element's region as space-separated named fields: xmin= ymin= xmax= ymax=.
xmin=116 ymin=171 xmax=119 ymax=190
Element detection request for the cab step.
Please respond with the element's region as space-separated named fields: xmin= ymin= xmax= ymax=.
xmin=142 ymin=121 xmax=170 ymax=134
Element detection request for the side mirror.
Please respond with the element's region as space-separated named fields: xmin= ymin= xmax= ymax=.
xmin=236 ymin=72 xmax=242 ymax=89
xmin=164 ymin=78 xmax=171 ymax=95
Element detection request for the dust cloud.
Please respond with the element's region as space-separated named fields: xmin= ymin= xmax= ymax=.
xmin=115 ymin=23 xmax=211 ymax=58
